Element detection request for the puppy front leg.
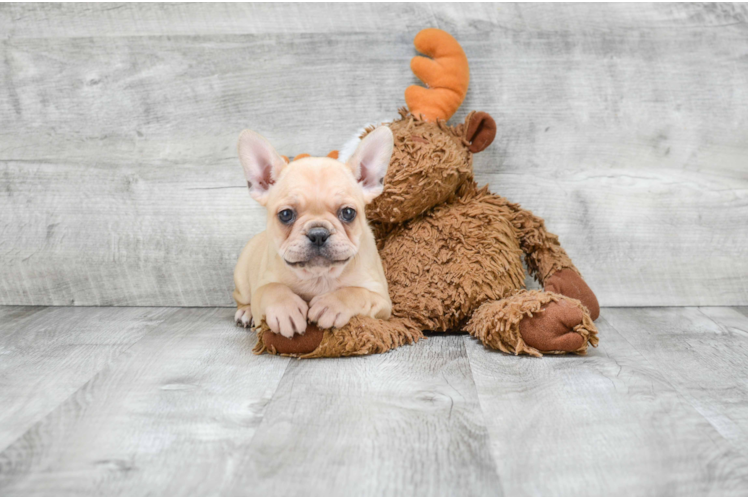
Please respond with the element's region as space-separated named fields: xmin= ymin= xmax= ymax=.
xmin=308 ymin=287 xmax=391 ymax=330
xmin=253 ymin=283 xmax=309 ymax=339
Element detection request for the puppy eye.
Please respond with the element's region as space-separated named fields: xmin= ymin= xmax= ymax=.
xmin=338 ymin=207 xmax=356 ymax=223
xmin=278 ymin=209 xmax=295 ymax=224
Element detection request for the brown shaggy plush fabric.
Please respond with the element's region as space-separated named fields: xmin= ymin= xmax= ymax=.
xmin=256 ymin=110 xmax=601 ymax=358
xmin=379 ymin=182 xmax=526 ymax=331
xmin=255 ymin=29 xmax=600 ymax=358
xmin=466 ymin=290 xmax=599 ymax=357
xmin=366 ymin=109 xmax=472 ymax=224
xmin=255 ymin=28 xmax=600 ymax=358
xmin=254 ymin=317 xmax=424 ymax=358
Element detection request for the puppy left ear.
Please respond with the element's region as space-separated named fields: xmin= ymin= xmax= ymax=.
xmin=346 ymin=126 xmax=393 ymax=204
xmin=237 ymin=129 xmax=288 ymax=205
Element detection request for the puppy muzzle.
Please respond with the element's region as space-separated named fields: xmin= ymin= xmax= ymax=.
xmin=284 ymin=238 xmax=351 ymax=268
xmin=283 ymin=223 xmax=354 ymax=269
xmin=306 ymin=227 xmax=330 ymax=247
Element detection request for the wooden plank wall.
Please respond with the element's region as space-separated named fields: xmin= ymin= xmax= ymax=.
xmin=1 ymin=3 xmax=746 ymax=307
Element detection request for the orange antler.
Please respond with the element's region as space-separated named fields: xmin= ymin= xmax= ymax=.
xmin=405 ymin=28 xmax=470 ymax=122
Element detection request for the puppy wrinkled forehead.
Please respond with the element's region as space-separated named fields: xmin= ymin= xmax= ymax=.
xmin=280 ymin=159 xmax=357 ymax=191
xmin=285 ymin=157 xmax=351 ymax=178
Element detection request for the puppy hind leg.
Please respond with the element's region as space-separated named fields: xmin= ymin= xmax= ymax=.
xmin=234 ymin=304 xmax=253 ymax=329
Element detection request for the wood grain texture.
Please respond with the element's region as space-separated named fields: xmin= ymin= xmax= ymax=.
xmin=2 ymin=306 xmax=748 ymax=495
xmin=1 ymin=3 xmax=745 ymax=37
xmin=464 ymin=312 xmax=748 ymax=496
xmin=0 ymin=3 xmax=437 ymax=37
xmin=0 ymin=159 xmax=255 ymax=306
xmin=225 ymin=334 xmax=502 ymax=496
xmin=0 ymin=305 xmax=44 ymax=325
xmin=1 ymin=3 xmax=747 ymax=306
xmin=0 ymin=308 xmax=290 ymax=496
xmin=0 ymin=306 xmax=169 ymax=451
xmin=606 ymin=307 xmax=748 ymax=462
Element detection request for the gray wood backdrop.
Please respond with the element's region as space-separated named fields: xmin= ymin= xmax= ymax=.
xmin=1 ymin=3 xmax=747 ymax=307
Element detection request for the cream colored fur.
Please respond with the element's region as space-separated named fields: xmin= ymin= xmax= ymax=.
xmin=233 ymin=128 xmax=393 ymax=338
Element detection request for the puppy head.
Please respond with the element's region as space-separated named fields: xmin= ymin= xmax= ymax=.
xmin=238 ymin=127 xmax=393 ymax=279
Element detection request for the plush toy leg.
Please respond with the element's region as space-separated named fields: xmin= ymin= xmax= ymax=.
xmin=253 ymin=316 xmax=425 ymax=358
xmin=465 ymin=290 xmax=598 ymax=357
xmin=544 ymin=268 xmax=600 ymax=320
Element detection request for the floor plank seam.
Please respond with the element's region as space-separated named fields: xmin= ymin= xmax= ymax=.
xmin=0 ymin=308 xmax=178 ymax=458
xmin=602 ymin=310 xmax=748 ymax=464
xmin=460 ymin=335 xmax=507 ymax=494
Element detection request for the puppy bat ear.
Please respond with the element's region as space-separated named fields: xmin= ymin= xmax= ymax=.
xmin=346 ymin=126 xmax=393 ymax=204
xmin=237 ymin=129 xmax=288 ymax=205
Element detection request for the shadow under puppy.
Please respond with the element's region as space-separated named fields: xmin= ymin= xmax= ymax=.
xmin=233 ymin=127 xmax=394 ymax=347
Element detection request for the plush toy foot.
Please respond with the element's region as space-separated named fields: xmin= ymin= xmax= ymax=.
xmin=518 ymin=300 xmax=588 ymax=352
xmin=465 ymin=290 xmax=598 ymax=357
xmin=261 ymin=324 xmax=324 ymax=355
xmin=544 ymin=268 xmax=600 ymax=320
xmin=253 ymin=316 xmax=425 ymax=358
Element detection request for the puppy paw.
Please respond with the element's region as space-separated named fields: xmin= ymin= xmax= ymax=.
xmin=265 ymin=294 xmax=309 ymax=339
xmin=235 ymin=306 xmax=253 ymax=329
xmin=308 ymin=293 xmax=354 ymax=329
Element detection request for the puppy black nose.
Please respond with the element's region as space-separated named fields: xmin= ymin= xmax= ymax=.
xmin=306 ymin=227 xmax=330 ymax=247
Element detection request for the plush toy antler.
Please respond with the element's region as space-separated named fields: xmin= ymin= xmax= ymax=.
xmin=252 ymin=27 xmax=598 ymax=360
xmin=286 ymin=151 xmax=338 ymax=161
xmin=404 ymin=28 xmax=470 ymax=122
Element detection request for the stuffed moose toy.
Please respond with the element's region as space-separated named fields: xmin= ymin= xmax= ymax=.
xmin=250 ymin=28 xmax=600 ymax=358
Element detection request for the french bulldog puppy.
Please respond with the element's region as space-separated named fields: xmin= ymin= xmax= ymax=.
xmin=233 ymin=127 xmax=394 ymax=338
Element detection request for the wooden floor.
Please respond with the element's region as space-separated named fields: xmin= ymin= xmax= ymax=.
xmin=1 ymin=306 xmax=748 ymax=496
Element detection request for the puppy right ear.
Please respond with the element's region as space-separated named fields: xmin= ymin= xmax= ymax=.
xmin=346 ymin=126 xmax=394 ymax=204
xmin=238 ymin=130 xmax=288 ymax=205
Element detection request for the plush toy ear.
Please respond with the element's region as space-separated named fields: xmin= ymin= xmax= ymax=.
xmin=237 ymin=130 xmax=288 ymax=205
xmin=464 ymin=111 xmax=497 ymax=153
xmin=346 ymin=126 xmax=393 ymax=204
